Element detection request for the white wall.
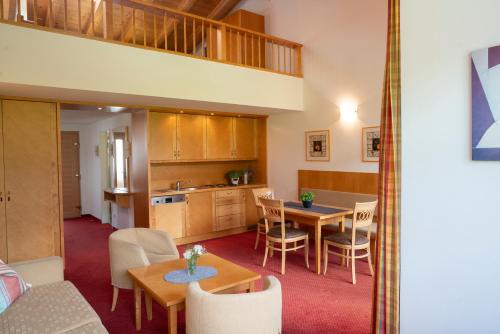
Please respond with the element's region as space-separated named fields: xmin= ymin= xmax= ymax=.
xmin=0 ymin=23 xmax=303 ymax=114
xmin=61 ymin=113 xmax=131 ymax=220
xmin=236 ymin=0 xmax=387 ymax=199
xmin=401 ymin=0 xmax=500 ymax=332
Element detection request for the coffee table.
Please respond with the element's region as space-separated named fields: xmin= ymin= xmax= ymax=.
xmin=128 ymin=253 xmax=261 ymax=334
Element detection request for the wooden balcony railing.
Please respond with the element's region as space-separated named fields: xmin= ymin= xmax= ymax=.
xmin=0 ymin=0 xmax=303 ymax=76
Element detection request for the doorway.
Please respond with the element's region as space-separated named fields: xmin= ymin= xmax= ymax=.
xmin=61 ymin=131 xmax=81 ymax=219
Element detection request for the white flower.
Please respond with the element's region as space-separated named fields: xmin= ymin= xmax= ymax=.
xmin=183 ymin=249 xmax=193 ymax=260
xmin=193 ymin=245 xmax=205 ymax=255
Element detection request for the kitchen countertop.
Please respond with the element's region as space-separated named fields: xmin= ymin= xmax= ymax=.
xmin=150 ymin=184 xmax=267 ymax=197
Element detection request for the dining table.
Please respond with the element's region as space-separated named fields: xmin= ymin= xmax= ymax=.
xmin=283 ymin=201 xmax=353 ymax=274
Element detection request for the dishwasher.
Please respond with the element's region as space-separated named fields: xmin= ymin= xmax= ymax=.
xmin=151 ymin=194 xmax=186 ymax=239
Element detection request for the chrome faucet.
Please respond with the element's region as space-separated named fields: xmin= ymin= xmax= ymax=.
xmin=175 ymin=180 xmax=183 ymax=191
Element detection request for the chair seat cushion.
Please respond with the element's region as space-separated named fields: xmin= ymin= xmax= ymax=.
xmin=324 ymin=232 xmax=369 ymax=245
xmin=267 ymin=227 xmax=307 ymax=239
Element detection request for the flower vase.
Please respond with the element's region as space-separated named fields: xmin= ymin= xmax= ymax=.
xmin=187 ymin=257 xmax=197 ymax=276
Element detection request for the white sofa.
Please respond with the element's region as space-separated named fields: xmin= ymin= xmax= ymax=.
xmin=0 ymin=256 xmax=108 ymax=333
xmin=186 ymin=276 xmax=282 ymax=334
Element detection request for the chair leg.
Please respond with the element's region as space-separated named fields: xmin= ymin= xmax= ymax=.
xmin=281 ymin=243 xmax=286 ymax=275
xmin=351 ymin=250 xmax=356 ymax=285
xmin=254 ymin=225 xmax=260 ymax=250
xmin=304 ymin=237 xmax=310 ymax=269
xmin=346 ymin=250 xmax=350 ymax=268
xmin=323 ymin=241 xmax=328 ymax=275
xmin=270 ymin=241 xmax=274 ymax=257
xmin=367 ymin=248 xmax=374 ymax=277
xmin=262 ymin=239 xmax=269 ymax=267
xmin=111 ymin=286 xmax=119 ymax=312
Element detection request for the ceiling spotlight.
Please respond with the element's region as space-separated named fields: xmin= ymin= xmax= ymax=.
xmin=210 ymin=113 xmax=215 ymax=116
xmin=97 ymin=107 xmax=103 ymax=110
xmin=180 ymin=110 xmax=184 ymax=114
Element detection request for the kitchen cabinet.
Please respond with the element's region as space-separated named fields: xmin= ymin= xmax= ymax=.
xmin=186 ymin=192 xmax=215 ymax=236
xmin=234 ymin=117 xmax=257 ymax=159
xmin=215 ymin=189 xmax=245 ymax=231
xmin=150 ymin=113 xmax=207 ymax=161
xmin=150 ymin=112 xmax=258 ymax=162
xmin=149 ymin=112 xmax=176 ymax=161
xmin=1 ymin=100 xmax=62 ymax=263
xmin=176 ymin=114 xmax=206 ymax=161
xmin=153 ymin=201 xmax=186 ymax=239
xmin=244 ymin=189 xmax=260 ymax=226
xmin=206 ymin=116 xmax=234 ymax=160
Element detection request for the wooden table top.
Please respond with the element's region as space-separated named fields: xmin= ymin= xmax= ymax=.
xmin=128 ymin=253 xmax=261 ymax=307
xmin=283 ymin=201 xmax=353 ymax=220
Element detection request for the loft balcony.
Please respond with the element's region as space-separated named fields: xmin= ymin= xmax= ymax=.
xmin=0 ymin=0 xmax=303 ymax=113
xmin=0 ymin=0 xmax=302 ymax=76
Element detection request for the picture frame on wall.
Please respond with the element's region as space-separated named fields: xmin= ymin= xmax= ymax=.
xmin=305 ymin=130 xmax=330 ymax=161
xmin=362 ymin=126 xmax=380 ymax=162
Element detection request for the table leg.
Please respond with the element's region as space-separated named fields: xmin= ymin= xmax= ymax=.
xmin=315 ymin=222 xmax=321 ymax=274
xmin=167 ymin=304 xmax=178 ymax=334
xmin=247 ymin=280 xmax=255 ymax=293
xmin=145 ymin=293 xmax=152 ymax=321
xmin=134 ymin=282 xmax=141 ymax=330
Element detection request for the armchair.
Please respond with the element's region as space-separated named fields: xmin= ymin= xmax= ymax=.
xmin=109 ymin=228 xmax=179 ymax=311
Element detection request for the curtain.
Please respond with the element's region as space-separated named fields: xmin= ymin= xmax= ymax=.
xmin=371 ymin=0 xmax=401 ymax=333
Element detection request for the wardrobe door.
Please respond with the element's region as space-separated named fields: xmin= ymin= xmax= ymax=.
xmin=0 ymin=103 xmax=6 ymax=262
xmin=3 ymin=100 xmax=61 ymax=263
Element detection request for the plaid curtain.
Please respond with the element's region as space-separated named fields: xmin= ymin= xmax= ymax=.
xmin=371 ymin=0 xmax=401 ymax=333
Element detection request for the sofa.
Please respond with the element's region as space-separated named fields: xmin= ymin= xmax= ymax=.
xmin=0 ymin=256 xmax=108 ymax=333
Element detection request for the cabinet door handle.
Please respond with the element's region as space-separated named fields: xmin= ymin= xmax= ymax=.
xmin=7 ymin=191 xmax=11 ymax=202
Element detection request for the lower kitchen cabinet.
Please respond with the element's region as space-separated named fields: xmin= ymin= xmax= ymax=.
xmin=153 ymin=201 xmax=186 ymax=239
xmin=186 ymin=192 xmax=215 ymax=236
xmin=215 ymin=189 xmax=245 ymax=231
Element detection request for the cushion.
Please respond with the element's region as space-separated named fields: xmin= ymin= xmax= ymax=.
xmin=324 ymin=232 xmax=369 ymax=246
xmin=0 ymin=260 xmax=29 ymax=314
xmin=0 ymin=281 xmax=106 ymax=333
xmin=267 ymin=227 xmax=307 ymax=239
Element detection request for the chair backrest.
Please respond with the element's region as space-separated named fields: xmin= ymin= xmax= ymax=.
xmin=186 ymin=276 xmax=282 ymax=334
xmin=109 ymin=228 xmax=179 ymax=289
xmin=252 ymin=187 xmax=275 ymax=219
xmin=351 ymin=201 xmax=378 ymax=242
xmin=258 ymin=197 xmax=286 ymax=239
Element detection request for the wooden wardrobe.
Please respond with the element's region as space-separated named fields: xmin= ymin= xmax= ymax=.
xmin=0 ymin=99 xmax=63 ymax=263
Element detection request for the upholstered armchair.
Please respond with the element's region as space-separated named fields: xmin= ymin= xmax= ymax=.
xmin=109 ymin=228 xmax=179 ymax=311
xmin=186 ymin=276 xmax=282 ymax=334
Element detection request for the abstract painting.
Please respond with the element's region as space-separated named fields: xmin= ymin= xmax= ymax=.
xmin=305 ymin=130 xmax=330 ymax=161
xmin=362 ymin=126 xmax=380 ymax=162
xmin=472 ymin=45 xmax=500 ymax=161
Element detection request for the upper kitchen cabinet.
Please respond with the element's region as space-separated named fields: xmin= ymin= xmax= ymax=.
xmin=176 ymin=114 xmax=206 ymax=161
xmin=234 ymin=117 xmax=257 ymax=160
xmin=149 ymin=112 xmax=176 ymax=161
xmin=150 ymin=113 xmax=206 ymax=162
xmin=206 ymin=116 xmax=234 ymax=160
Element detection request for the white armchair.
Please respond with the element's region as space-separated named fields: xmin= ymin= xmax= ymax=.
xmin=108 ymin=228 xmax=179 ymax=311
xmin=186 ymin=276 xmax=282 ymax=334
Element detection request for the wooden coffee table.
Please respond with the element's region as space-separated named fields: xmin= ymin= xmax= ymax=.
xmin=128 ymin=253 xmax=261 ymax=334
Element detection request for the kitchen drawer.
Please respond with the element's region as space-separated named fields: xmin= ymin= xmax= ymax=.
xmin=217 ymin=214 xmax=242 ymax=231
xmin=216 ymin=189 xmax=241 ymax=198
xmin=216 ymin=196 xmax=241 ymax=206
xmin=216 ymin=204 xmax=243 ymax=217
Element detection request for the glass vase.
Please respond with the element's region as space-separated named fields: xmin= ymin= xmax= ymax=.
xmin=187 ymin=257 xmax=197 ymax=276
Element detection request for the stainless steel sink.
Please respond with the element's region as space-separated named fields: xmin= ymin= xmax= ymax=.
xmin=180 ymin=187 xmax=198 ymax=191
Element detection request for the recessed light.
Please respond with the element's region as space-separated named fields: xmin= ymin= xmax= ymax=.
xmin=98 ymin=107 xmax=103 ymax=110
xmin=180 ymin=110 xmax=184 ymax=114
xmin=210 ymin=113 xmax=215 ymax=116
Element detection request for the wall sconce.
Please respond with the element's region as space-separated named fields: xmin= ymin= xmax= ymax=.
xmin=340 ymin=101 xmax=358 ymax=122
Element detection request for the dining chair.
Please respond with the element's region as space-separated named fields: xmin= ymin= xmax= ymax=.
xmin=322 ymin=200 xmax=378 ymax=284
xmin=251 ymin=187 xmax=275 ymax=250
xmin=260 ymin=197 xmax=309 ymax=275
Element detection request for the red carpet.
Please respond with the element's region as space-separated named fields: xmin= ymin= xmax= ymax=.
xmin=64 ymin=216 xmax=372 ymax=334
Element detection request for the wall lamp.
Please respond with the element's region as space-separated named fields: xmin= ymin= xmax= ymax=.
xmin=340 ymin=101 xmax=358 ymax=122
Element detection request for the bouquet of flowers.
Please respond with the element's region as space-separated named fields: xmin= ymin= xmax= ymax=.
xmin=183 ymin=244 xmax=206 ymax=275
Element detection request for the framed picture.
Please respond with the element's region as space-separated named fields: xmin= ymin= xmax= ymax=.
xmin=305 ymin=130 xmax=330 ymax=161
xmin=362 ymin=126 xmax=380 ymax=162
xmin=471 ymin=45 xmax=500 ymax=160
